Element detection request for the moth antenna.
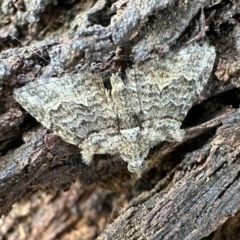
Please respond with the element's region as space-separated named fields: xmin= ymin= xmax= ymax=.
xmin=0 ymin=27 xmax=50 ymax=64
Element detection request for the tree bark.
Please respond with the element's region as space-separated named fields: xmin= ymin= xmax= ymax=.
xmin=0 ymin=0 xmax=240 ymax=239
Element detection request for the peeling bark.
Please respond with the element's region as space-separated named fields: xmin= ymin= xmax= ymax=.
xmin=0 ymin=0 xmax=240 ymax=239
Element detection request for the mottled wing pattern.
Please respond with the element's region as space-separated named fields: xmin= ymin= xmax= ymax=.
xmin=14 ymin=43 xmax=216 ymax=175
xmin=121 ymin=43 xmax=216 ymax=143
xmin=110 ymin=73 xmax=143 ymax=130
xmin=14 ymin=73 xmax=116 ymax=146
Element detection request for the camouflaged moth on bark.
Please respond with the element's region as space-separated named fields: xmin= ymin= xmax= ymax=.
xmin=14 ymin=43 xmax=216 ymax=176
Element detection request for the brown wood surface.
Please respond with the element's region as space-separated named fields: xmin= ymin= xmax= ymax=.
xmin=0 ymin=0 xmax=240 ymax=239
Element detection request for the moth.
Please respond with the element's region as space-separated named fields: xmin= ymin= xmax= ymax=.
xmin=14 ymin=43 xmax=216 ymax=176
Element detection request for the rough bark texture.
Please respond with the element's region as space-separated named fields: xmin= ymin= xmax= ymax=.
xmin=0 ymin=0 xmax=240 ymax=239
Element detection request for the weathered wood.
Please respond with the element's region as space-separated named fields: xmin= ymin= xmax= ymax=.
xmin=98 ymin=109 xmax=240 ymax=239
xmin=0 ymin=0 xmax=240 ymax=239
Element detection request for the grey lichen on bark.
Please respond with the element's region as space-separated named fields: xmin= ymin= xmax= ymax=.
xmin=1 ymin=0 xmax=240 ymax=239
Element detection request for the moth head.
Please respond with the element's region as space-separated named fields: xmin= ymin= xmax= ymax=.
xmin=127 ymin=159 xmax=147 ymax=177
